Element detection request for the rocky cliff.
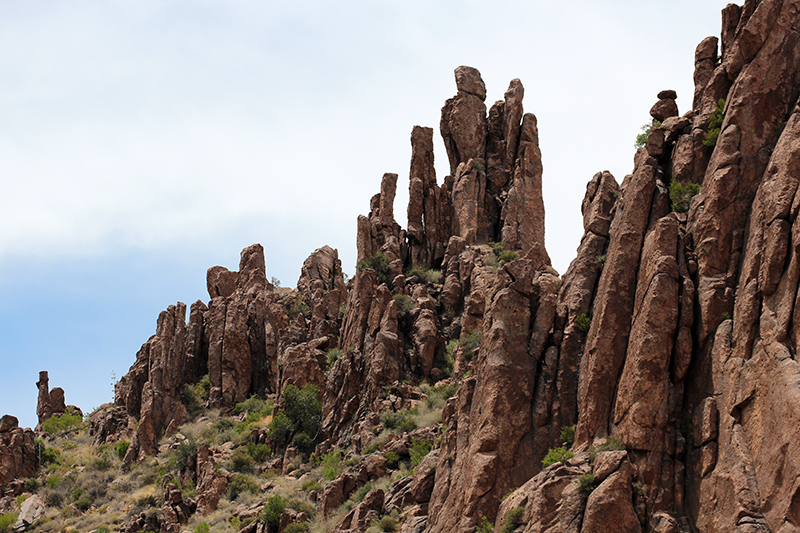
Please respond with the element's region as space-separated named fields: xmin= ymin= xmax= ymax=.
xmin=4 ymin=2 xmax=800 ymax=532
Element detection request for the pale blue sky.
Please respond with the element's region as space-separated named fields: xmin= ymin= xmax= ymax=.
xmin=0 ymin=1 xmax=730 ymax=428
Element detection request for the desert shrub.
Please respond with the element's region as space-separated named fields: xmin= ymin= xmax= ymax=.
xmin=501 ymin=506 xmax=525 ymax=533
xmin=372 ymin=514 xmax=399 ymax=532
xmin=477 ymin=516 xmax=494 ymax=533
xmin=284 ymin=523 xmax=309 ymax=533
xmin=0 ymin=514 xmax=17 ymax=533
xmin=634 ymin=120 xmax=661 ymax=149
xmin=407 ymin=264 xmax=442 ymax=284
xmin=286 ymin=296 xmax=310 ymax=318
xmin=182 ymin=375 xmax=210 ymax=413
xmin=380 ymin=411 xmax=416 ymax=433
xmin=577 ymin=473 xmax=599 ymax=496
xmin=384 ymin=451 xmax=400 ymax=469
xmin=703 ymin=98 xmax=726 ymax=147
xmin=588 ymin=435 xmax=625 ymax=464
xmin=268 ymin=384 xmax=322 ymax=451
xmin=259 ymin=494 xmax=286 ymax=528
xmin=23 ymin=477 xmax=40 ymax=492
xmin=301 ymin=478 xmax=322 ymax=493
xmin=424 ymin=383 xmax=459 ymax=410
xmin=357 ymin=252 xmax=392 ymax=286
xmin=227 ymin=447 xmax=254 ymax=473
xmin=194 ymin=523 xmax=210 ymax=533
xmin=351 ymin=482 xmax=373 ymax=503
xmin=461 ymin=329 xmax=482 ymax=362
xmin=227 ymin=473 xmax=259 ymax=501
xmin=321 ymin=448 xmax=345 ymax=481
xmin=542 ymin=446 xmax=574 ymax=468
xmin=283 ymin=384 xmax=322 ymax=439
xmin=560 ymin=425 xmax=575 ymax=447
xmin=74 ymin=496 xmax=92 ymax=511
xmin=246 ymin=442 xmax=271 ymax=463
xmin=392 ymin=294 xmax=416 ymax=314
xmin=168 ymin=438 xmax=197 ymax=472
xmin=267 ymin=411 xmax=293 ymax=449
xmin=575 ymin=313 xmax=591 ymax=333
xmin=42 ymin=407 xmax=84 ymax=436
xmin=488 ymin=242 xmax=518 ymax=268
xmin=596 ymin=254 xmax=606 ymax=266
xmin=292 ymin=432 xmax=313 ymax=452
xmin=235 ymin=395 xmax=267 ymax=416
xmin=116 ymin=440 xmax=131 ymax=460
xmin=409 ymin=439 xmax=432 ymax=467
xmin=669 ymin=180 xmax=700 ymax=213
xmin=214 ymin=418 xmax=235 ymax=432
xmin=326 ymin=348 xmax=343 ymax=367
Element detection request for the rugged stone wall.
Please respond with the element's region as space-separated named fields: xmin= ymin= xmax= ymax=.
xmin=96 ymin=2 xmax=800 ymax=531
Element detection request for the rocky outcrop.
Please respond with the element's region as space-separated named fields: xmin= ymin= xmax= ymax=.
xmin=35 ymin=371 xmax=68 ymax=430
xmin=0 ymin=416 xmax=37 ymax=494
xmin=84 ymin=4 xmax=800 ymax=532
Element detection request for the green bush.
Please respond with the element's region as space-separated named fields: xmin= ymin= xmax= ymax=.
xmin=703 ymin=98 xmax=726 ymax=147
xmin=42 ymin=407 xmax=84 ymax=436
xmin=246 ymin=442 xmax=271 ymax=463
xmin=283 ymin=384 xmax=322 ymax=438
xmin=575 ymin=313 xmax=591 ymax=333
xmin=488 ymin=242 xmax=519 ymax=268
xmin=116 ymin=440 xmax=130 ymax=460
xmin=409 ymin=439 xmax=432 ymax=467
xmin=385 ymin=451 xmax=400 ymax=469
xmin=321 ymin=448 xmax=344 ymax=481
xmin=669 ymin=180 xmax=700 ymax=213
xmin=301 ymin=478 xmax=322 ymax=493
xmin=634 ymin=120 xmax=661 ymax=149
xmin=357 ymin=252 xmax=392 ymax=286
xmin=560 ymin=425 xmax=575 ymax=447
xmin=477 ymin=516 xmax=494 ymax=533
xmin=326 ymin=348 xmax=343 ymax=368
xmin=380 ymin=411 xmax=416 ymax=433
xmin=588 ymin=435 xmax=625 ymax=464
xmin=0 ymin=513 xmax=15 ymax=533
xmin=268 ymin=384 xmax=322 ymax=451
xmin=372 ymin=514 xmax=399 ymax=532
xmin=168 ymin=438 xmax=197 ymax=472
xmin=542 ymin=446 xmax=574 ymax=468
xmin=227 ymin=473 xmax=260 ymax=501
xmin=577 ymin=473 xmax=599 ymax=496
xmin=407 ymin=264 xmax=442 ymax=284
xmin=235 ymin=395 xmax=267 ymax=415
xmin=501 ymin=506 xmax=525 ymax=533
xmin=260 ymin=494 xmax=286 ymax=528
xmin=74 ymin=496 xmax=92 ymax=511
xmin=268 ymin=411 xmax=293 ymax=449
xmin=284 ymin=523 xmax=309 ymax=533
xmin=194 ymin=523 xmax=210 ymax=533
xmin=23 ymin=477 xmax=40 ymax=492
xmin=227 ymin=446 xmax=254 ymax=473
xmin=461 ymin=329 xmax=482 ymax=362
xmin=392 ymin=294 xmax=416 ymax=314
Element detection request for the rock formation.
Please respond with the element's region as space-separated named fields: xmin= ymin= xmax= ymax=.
xmin=0 ymin=415 xmax=37 ymax=494
xmin=5 ymin=3 xmax=799 ymax=532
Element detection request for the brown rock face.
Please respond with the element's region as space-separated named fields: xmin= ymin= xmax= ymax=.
xmin=0 ymin=415 xmax=37 ymax=493
xmin=35 ymin=371 xmax=67 ymax=430
xmin=98 ymin=5 xmax=800 ymax=531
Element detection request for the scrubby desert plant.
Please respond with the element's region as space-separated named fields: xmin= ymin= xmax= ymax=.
xmin=542 ymin=446 xmax=574 ymax=468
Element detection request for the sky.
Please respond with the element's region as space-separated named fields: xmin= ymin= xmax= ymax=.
xmin=0 ymin=1 xmax=731 ymax=429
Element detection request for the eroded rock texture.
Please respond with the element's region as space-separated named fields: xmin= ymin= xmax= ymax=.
xmin=84 ymin=4 xmax=800 ymax=531
xmin=0 ymin=416 xmax=37 ymax=494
